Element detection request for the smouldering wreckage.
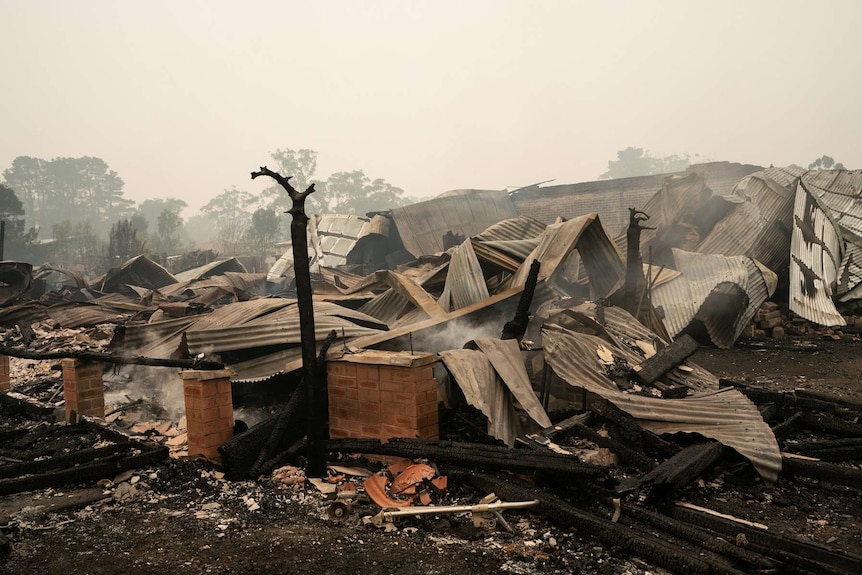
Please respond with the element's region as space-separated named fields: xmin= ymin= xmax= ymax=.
xmin=1 ymin=166 xmax=862 ymax=573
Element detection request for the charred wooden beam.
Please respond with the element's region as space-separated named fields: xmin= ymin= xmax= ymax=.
xmin=325 ymin=438 xmax=606 ymax=479
xmin=588 ymin=395 xmax=680 ymax=459
xmin=539 ymin=412 xmax=592 ymax=438
xmin=640 ymin=442 xmax=723 ymax=493
xmin=786 ymin=437 xmax=862 ymax=461
xmin=797 ymin=412 xmax=862 ymax=437
xmin=620 ymin=502 xmax=777 ymax=571
xmin=0 ymin=345 xmax=223 ymax=370
xmin=781 ymin=455 xmax=862 ymax=488
xmin=501 ymin=259 xmax=540 ymax=341
xmin=670 ymin=502 xmax=862 ymax=575
xmin=251 ymin=166 xmax=324 ymax=477
xmin=453 ymin=469 xmax=728 ymax=575
xmin=0 ymin=439 xmax=167 ymax=496
xmin=771 ymin=411 xmax=804 ymax=442
xmin=632 ymin=334 xmax=699 ymax=384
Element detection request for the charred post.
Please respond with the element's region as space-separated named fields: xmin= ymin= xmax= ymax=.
xmin=501 ymin=259 xmax=540 ymax=341
xmin=624 ymin=209 xmax=652 ymax=317
xmin=251 ymin=166 xmax=325 ymax=477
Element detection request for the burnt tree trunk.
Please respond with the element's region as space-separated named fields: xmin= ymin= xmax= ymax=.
xmin=251 ymin=166 xmax=325 ymax=477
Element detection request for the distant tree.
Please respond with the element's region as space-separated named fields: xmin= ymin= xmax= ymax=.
xmin=599 ymin=147 xmax=699 ymax=180
xmin=323 ymin=169 xmax=407 ymax=215
xmin=105 ymin=219 xmax=147 ymax=267
xmin=149 ymin=209 xmax=185 ymax=255
xmin=2 ymin=155 xmax=132 ymax=237
xmin=245 ymin=207 xmax=282 ymax=265
xmin=808 ymin=155 xmax=846 ymax=170
xmin=201 ymin=187 xmax=257 ymax=254
xmin=135 ymin=198 xmax=187 ymax=228
xmin=184 ymin=213 xmax=218 ymax=247
xmin=0 ymin=184 xmax=39 ymax=260
xmin=51 ymin=220 xmax=102 ymax=273
xmin=258 ymin=148 xmax=327 ymax=215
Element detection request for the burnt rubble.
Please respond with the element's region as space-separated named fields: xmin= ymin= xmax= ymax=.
xmin=1 ymin=167 xmax=862 ymax=573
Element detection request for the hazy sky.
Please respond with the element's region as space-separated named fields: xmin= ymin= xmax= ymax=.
xmin=2 ymin=0 xmax=860 ymax=215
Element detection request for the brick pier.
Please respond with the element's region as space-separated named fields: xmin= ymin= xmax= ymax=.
xmin=180 ymin=369 xmax=234 ymax=461
xmin=61 ymin=359 xmax=105 ymax=422
xmin=327 ymin=351 xmax=439 ymax=441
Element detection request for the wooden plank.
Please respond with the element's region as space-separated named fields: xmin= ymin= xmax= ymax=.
xmin=632 ymin=334 xmax=699 ymax=384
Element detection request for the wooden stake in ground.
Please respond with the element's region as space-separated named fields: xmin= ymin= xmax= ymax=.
xmin=251 ymin=166 xmax=325 ymax=477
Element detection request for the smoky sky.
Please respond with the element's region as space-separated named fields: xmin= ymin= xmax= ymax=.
xmin=2 ymin=0 xmax=860 ymax=214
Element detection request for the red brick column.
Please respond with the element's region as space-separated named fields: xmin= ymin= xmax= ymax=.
xmin=0 ymin=355 xmax=10 ymax=392
xmin=181 ymin=370 xmax=234 ymax=461
xmin=61 ymin=359 xmax=105 ymax=422
xmin=327 ymin=352 xmax=438 ymax=441
xmin=379 ymin=364 xmax=438 ymax=440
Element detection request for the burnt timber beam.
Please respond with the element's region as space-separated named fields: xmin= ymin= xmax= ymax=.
xmin=0 ymin=345 xmax=223 ymax=370
xmin=640 ymin=441 xmax=724 ymax=492
xmin=670 ymin=502 xmax=862 ymax=575
xmin=325 ymin=438 xmax=605 ymax=479
xmin=453 ymin=469 xmax=728 ymax=575
xmin=632 ymin=334 xmax=699 ymax=384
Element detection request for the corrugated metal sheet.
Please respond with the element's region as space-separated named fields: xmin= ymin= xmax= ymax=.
xmin=511 ymin=213 xmax=624 ymax=299
xmin=98 ymin=255 xmax=177 ymax=295
xmin=46 ymin=304 xmax=132 ymax=328
xmin=390 ymin=190 xmax=518 ymax=257
xmin=359 ymin=289 xmax=411 ymax=325
xmin=789 ymin=180 xmax=845 ymax=326
xmin=541 ymin=324 xmax=781 ymax=482
xmin=437 ymin=239 xmax=489 ymax=312
xmin=697 ymin=167 xmax=804 ymax=271
xmin=439 ymin=348 xmax=520 ymax=446
xmin=226 ymin=346 xmax=303 ymax=383
xmin=186 ymin=311 xmax=383 ymax=353
xmin=174 ymin=258 xmax=247 ymax=283
xmin=473 ymin=216 xmax=547 ymax=243
xmin=838 ymin=240 xmax=862 ymax=300
xmin=801 ymin=169 xmax=862 ymax=241
xmin=626 ymin=171 xmax=715 ymax=255
xmin=651 ymin=249 xmax=777 ymax=348
xmin=268 ymin=213 xmax=371 ymax=281
xmin=119 ymin=316 xmax=197 ymax=358
xmin=540 ymin=302 xmax=718 ymax=393
xmin=470 ymin=338 xmax=551 ymax=428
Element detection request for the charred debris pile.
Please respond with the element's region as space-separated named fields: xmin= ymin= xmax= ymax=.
xmin=0 ymin=166 xmax=862 ymax=573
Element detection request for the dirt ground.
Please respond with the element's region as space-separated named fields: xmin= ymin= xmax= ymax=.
xmin=2 ymin=335 xmax=861 ymax=575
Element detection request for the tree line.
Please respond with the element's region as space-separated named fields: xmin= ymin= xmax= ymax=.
xmin=0 ymin=149 xmax=409 ymax=275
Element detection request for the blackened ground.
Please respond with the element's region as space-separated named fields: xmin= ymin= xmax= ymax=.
xmin=1 ymin=335 xmax=861 ymax=575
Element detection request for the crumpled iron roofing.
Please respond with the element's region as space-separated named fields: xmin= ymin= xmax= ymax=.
xmin=789 ymin=179 xmax=845 ymax=326
xmin=650 ymin=249 xmax=777 ymax=348
xmin=173 ymin=258 xmax=247 ymax=283
xmin=541 ymin=321 xmax=781 ymax=482
xmin=838 ymin=240 xmax=862 ymax=301
xmin=801 ymin=169 xmax=862 ymax=241
xmin=390 ymin=190 xmax=518 ymax=257
xmin=511 ymin=213 xmax=624 ymax=299
xmin=697 ymin=167 xmax=803 ymax=271
xmin=437 ymin=239 xmax=489 ymax=312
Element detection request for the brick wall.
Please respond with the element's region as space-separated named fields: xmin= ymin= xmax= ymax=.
xmin=0 ymin=355 xmax=10 ymax=392
xmin=328 ymin=357 xmax=439 ymax=441
xmin=181 ymin=370 xmax=234 ymax=461
xmin=61 ymin=359 xmax=105 ymax=422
